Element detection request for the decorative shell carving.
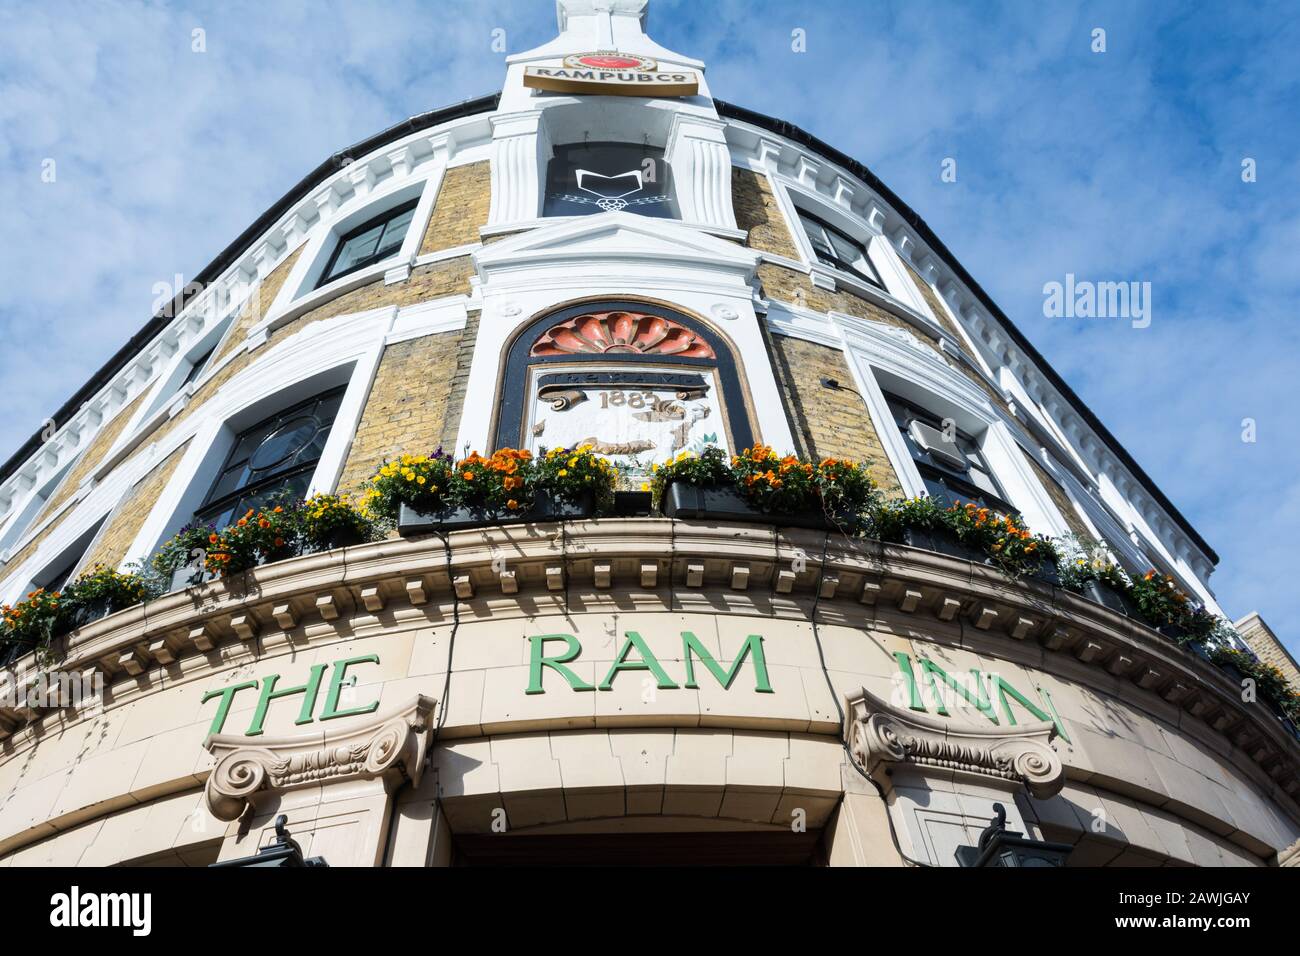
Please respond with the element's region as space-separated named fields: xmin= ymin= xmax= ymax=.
xmin=531 ymin=310 xmax=715 ymax=359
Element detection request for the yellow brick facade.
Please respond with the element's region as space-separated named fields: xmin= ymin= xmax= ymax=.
xmin=80 ymin=440 xmax=192 ymax=571
xmin=419 ymin=161 xmax=492 ymax=254
xmin=1237 ymin=614 xmax=1300 ymax=693
xmin=763 ymin=329 xmax=902 ymax=496
xmin=335 ymin=331 xmax=468 ymax=497
xmin=732 ymin=167 xmax=800 ymax=260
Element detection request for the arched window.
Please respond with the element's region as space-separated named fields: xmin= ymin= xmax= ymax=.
xmin=495 ymin=301 xmax=753 ymax=484
xmin=194 ymin=387 xmax=345 ymax=529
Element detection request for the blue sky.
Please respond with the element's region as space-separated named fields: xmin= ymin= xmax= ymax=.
xmin=1 ymin=1 xmax=1296 ymax=653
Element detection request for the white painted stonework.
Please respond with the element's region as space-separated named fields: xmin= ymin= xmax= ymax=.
xmin=0 ymin=0 xmax=1286 ymax=868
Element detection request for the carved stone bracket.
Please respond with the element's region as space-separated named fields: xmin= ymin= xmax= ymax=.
xmin=844 ymin=687 xmax=1065 ymax=799
xmin=203 ymin=694 xmax=436 ymax=822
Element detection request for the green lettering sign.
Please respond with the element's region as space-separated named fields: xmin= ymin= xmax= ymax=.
xmin=527 ymin=633 xmax=595 ymax=694
xmin=319 ymin=654 xmax=382 ymax=721
xmin=202 ymin=655 xmax=382 ymax=736
xmin=683 ymin=632 xmax=773 ymax=692
xmin=201 ymin=680 xmax=259 ymax=736
xmin=529 ymin=630 xmax=773 ymax=694
xmin=893 ymin=652 xmax=1069 ymax=742
xmin=247 ymin=663 xmax=328 ymax=736
xmin=599 ymin=631 xmax=679 ymax=691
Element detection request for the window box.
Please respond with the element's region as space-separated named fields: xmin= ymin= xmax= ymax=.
xmin=1218 ymin=662 xmax=1249 ymax=690
xmin=1185 ymin=640 xmax=1214 ymax=664
xmin=169 ymin=559 xmax=207 ymax=593
xmin=397 ymin=490 xmax=595 ymax=536
xmin=69 ymin=597 xmax=114 ymax=633
xmin=1080 ymin=579 xmax=1142 ymax=617
xmin=614 ymin=491 xmax=653 ymax=517
xmin=317 ymin=527 xmax=369 ymax=551
xmin=1279 ymin=716 xmax=1300 ymax=743
xmin=1157 ymin=622 xmax=1187 ymax=643
xmin=0 ymin=637 xmax=35 ymax=669
xmin=46 ymin=597 xmax=115 ymax=642
xmin=662 ymin=481 xmax=844 ymax=530
xmin=1029 ymin=558 xmax=1061 ymax=588
xmin=899 ymin=525 xmax=989 ymax=565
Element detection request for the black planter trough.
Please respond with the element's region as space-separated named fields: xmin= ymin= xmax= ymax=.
xmin=1081 ymin=579 xmax=1142 ymax=617
xmin=613 ymin=490 xmax=653 ymax=517
xmin=50 ymin=597 xmax=114 ymax=640
xmin=1026 ymin=558 xmax=1060 ymax=587
xmin=898 ymin=526 xmax=989 ymax=564
xmin=1156 ymin=622 xmax=1187 ymax=643
xmin=1219 ymin=663 xmax=1249 ymax=691
xmin=1280 ymin=716 xmax=1300 ymax=743
xmin=317 ymin=526 xmax=369 ymax=551
xmin=662 ymin=482 xmax=849 ymax=530
xmin=398 ymin=490 xmax=595 ymax=536
xmin=169 ymin=559 xmax=207 ymax=593
xmin=0 ymin=638 xmax=35 ymax=669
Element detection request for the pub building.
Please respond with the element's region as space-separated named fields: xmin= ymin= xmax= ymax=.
xmin=0 ymin=0 xmax=1296 ymax=868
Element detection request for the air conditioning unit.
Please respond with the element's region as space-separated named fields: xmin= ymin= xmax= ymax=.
xmin=908 ymin=419 xmax=969 ymax=471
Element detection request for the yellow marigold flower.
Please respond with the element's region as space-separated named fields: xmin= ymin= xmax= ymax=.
xmin=558 ymin=469 xmax=568 ymax=477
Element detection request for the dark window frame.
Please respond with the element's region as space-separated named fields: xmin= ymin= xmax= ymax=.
xmin=884 ymin=391 xmax=1015 ymax=513
xmin=543 ymin=141 xmax=679 ymax=220
xmin=797 ymin=208 xmax=885 ymax=288
xmin=180 ymin=343 xmax=217 ymax=390
xmin=194 ymin=387 xmax=346 ymax=529
xmin=316 ymin=199 xmax=419 ymax=288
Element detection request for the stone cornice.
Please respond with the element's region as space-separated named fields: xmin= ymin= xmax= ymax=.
xmin=203 ymin=694 xmax=436 ymax=822
xmin=3 ymin=520 xmax=1297 ymax=815
xmin=845 ymin=686 xmax=1065 ymax=799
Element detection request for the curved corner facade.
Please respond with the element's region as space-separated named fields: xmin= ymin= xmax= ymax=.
xmin=0 ymin=0 xmax=1296 ymax=867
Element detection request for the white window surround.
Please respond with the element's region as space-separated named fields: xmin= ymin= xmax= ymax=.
xmin=120 ymin=318 xmax=387 ymax=571
xmin=273 ymin=169 xmax=444 ymax=314
xmin=25 ymin=517 xmax=108 ymax=595
xmin=765 ymin=175 xmax=949 ymax=343
xmin=828 ymin=312 xmax=1073 ymax=540
xmin=0 ymin=459 xmax=76 ymax=558
xmin=0 ymin=307 xmax=400 ymax=605
xmin=115 ymin=312 xmax=240 ymax=449
xmin=454 ymin=212 xmax=793 ymax=460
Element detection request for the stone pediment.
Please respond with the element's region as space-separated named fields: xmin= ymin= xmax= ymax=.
xmin=474 ymin=211 xmax=759 ymax=282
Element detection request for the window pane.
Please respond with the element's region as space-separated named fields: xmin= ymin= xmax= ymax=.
xmin=825 ymin=226 xmax=865 ymax=265
xmin=196 ymin=388 xmax=346 ymax=528
xmin=329 ymin=223 xmax=385 ymax=277
xmin=544 ymin=143 xmax=677 ymax=219
xmin=376 ymin=207 xmax=415 ymax=254
xmin=966 ymin=464 xmax=1001 ymax=498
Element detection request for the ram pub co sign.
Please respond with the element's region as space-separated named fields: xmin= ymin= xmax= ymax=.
xmin=523 ymin=52 xmax=700 ymax=98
